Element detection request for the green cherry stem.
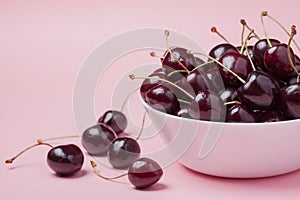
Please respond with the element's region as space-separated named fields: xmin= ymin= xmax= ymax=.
xmin=90 ymin=160 xmax=128 ymax=180
xmin=261 ymin=11 xmax=272 ymax=47
xmin=287 ymin=26 xmax=300 ymax=77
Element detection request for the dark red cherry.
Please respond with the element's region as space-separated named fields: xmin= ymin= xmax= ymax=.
xmin=98 ymin=110 xmax=127 ymax=135
xmin=47 ymin=144 xmax=84 ymax=176
xmin=145 ymin=84 xmax=180 ymax=114
xmin=253 ymin=110 xmax=286 ymax=122
xmin=188 ymin=90 xmax=225 ymax=121
xmin=128 ymin=157 xmax=163 ymax=189
xmin=201 ymin=62 xmax=225 ymax=93
xmin=208 ymin=43 xmax=238 ymax=60
xmin=237 ymin=45 xmax=257 ymax=67
xmin=264 ymin=43 xmax=295 ymax=80
xmin=178 ymin=70 xmax=209 ymax=97
xmin=218 ymin=87 xmax=237 ymax=103
xmin=81 ymin=123 xmax=117 ymax=156
xmin=280 ymin=82 xmax=300 ymax=118
xmin=162 ymin=47 xmax=196 ymax=74
xmin=108 ymin=137 xmax=141 ymax=169
xmin=140 ymin=73 xmax=168 ymax=98
xmin=226 ymin=104 xmax=256 ymax=123
xmin=217 ymin=52 xmax=252 ymax=87
xmin=253 ymin=38 xmax=280 ymax=70
xmin=175 ymin=106 xmax=191 ymax=118
xmin=237 ymin=71 xmax=279 ymax=110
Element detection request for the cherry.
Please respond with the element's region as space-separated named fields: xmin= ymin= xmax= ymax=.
xmin=253 ymin=110 xmax=286 ymax=122
xmin=264 ymin=43 xmax=295 ymax=80
xmin=91 ymin=157 xmax=163 ymax=189
xmin=208 ymin=43 xmax=238 ymax=60
xmin=108 ymin=137 xmax=141 ymax=169
xmin=200 ymin=62 xmax=225 ymax=93
xmin=177 ymin=69 xmax=209 ymax=97
xmin=81 ymin=123 xmax=117 ymax=156
xmin=237 ymin=71 xmax=279 ymax=110
xmin=188 ymin=90 xmax=225 ymax=121
xmin=175 ymin=106 xmax=191 ymax=118
xmin=144 ymin=84 xmax=180 ymax=114
xmin=140 ymin=73 xmax=168 ymax=99
xmin=217 ymin=52 xmax=252 ymax=87
xmin=162 ymin=46 xmax=196 ymax=75
xmin=218 ymin=87 xmax=237 ymax=103
xmin=98 ymin=110 xmax=127 ymax=135
xmin=280 ymin=82 xmax=300 ymax=119
xmin=237 ymin=45 xmax=257 ymax=67
xmin=5 ymin=142 xmax=84 ymax=176
xmin=226 ymin=104 xmax=256 ymax=123
xmin=47 ymin=144 xmax=84 ymax=176
xmin=253 ymin=38 xmax=280 ymax=70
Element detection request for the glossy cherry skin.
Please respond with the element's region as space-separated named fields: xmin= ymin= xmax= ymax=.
xmin=188 ymin=90 xmax=225 ymax=121
xmin=253 ymin=38 xmax=280 ymax=70
xmin=253 ymin=110 xmax=286 ymax=122
xmin=178 ymin=70 xmax=209 ymax=97
xmin=264 ymin=43 xmax=295 ymax=80
xmin=208 ymin=43 xmax=238 ymax=60
xmin=280 ymin=83 xmax=300 ymax=118
xmin=226 ymin=104 xmax=256 ymax=123
xmin=140 ymin=73 xmax=168 ymax=98
xmin=175 ymin=107 xmax=191 ymax=118
xmin=81 ymin=123 xmax=117 ymax=156
xmin=145 ymin=85 xmax=180 ymax=114
xmin=47 ymin=144 xmax=84 ymax=176
xmin=237 ymin=45 xmax=257 ymax=67
xmin=162 ymin=47 xmax=196 ymax=74
xmin=98 ymin=110 xmax=127 ymax=135
xmin=237 ymin=71 xmax=279 ymax=110
xmin=200 ymin=62 xmax=225 ymax=93
xmin=108 ymin=137 xmax=141 ymax=169
xmin=128 ymin=157 xmax=163 ymax=189
xmin=218 ymin=87 xmax=237 ymax=103
xmin=217 ymin=52 xmax=252 ymax=88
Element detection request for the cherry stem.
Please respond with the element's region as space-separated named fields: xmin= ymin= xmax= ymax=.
xmin=37 ymin=135 xmax=79 ymax=144
xmin=240 ymin=20 xmax=246 ymax=45
xmin=263 ymin=11 xmax=300 ymax=52
xmin=178 ymin=99 xmax=190 ymax=104
xmin=191 ymin=60 xmax=214 ymax=72
xmin=224 ymin=101 xmax=241 ymax=105
xmin=240 ymin=19 xmax=261 ymax=40
xmin=187 ymin=51 xmax=246 ymax=84
xmin=136 ymin=112 xmax=147 ymax=141
xmin=287 ymin=26 xmax=300 ymax=77
xmin=150 ymin=51 xmax=164 ymax=60
xmin=261 ymin=11 xmax=272 ymax=47
xmin=211 ymin=27 xmax=232 ymax=45
xmin=129 ymin=74 xmax=195 ymax=100
xmin=164 ymin=30 xmax=190 ymax=74
xmin=167 ymin=70 xmax=187 ymax=78
xmin=5 ymin=142 xmax=53 ymax=164
xmin=90 ymin=160 xmax=128 ymax=180
xmin=240 ymin=29 xmax=256 ymax=71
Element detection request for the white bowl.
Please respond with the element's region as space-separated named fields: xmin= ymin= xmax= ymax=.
xmin=140 ymin=97 xmax=300 ymax=178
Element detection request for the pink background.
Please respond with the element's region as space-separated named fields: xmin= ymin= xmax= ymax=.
xmin=2 ymin=0 xmax=300 ymax=199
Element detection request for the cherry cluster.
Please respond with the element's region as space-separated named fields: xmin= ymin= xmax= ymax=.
xmin=5 ymin=110 xmax=163 ymax=190
xmin=134 ymin=11 xmax=300 ymax=123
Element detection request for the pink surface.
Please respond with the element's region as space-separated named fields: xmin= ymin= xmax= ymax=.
xmin=2 ymin=0 xmax=300 ymax=199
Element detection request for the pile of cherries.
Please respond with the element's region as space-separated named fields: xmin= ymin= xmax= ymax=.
xmin=136 ymin=11 xmax=300 ymax=123
xmin=5 ymin=110 xmax=163 ymax=190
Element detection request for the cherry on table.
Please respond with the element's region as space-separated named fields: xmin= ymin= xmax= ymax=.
xmin=81 ymin=123 xmax=117 ymax=156
xmin=47 ymin=144 xmax=84 ymax=176
xmin=108 ymin=137 xmax=141 ymax=169
xmin=98 ymin=110 xmax=127 ymax=135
